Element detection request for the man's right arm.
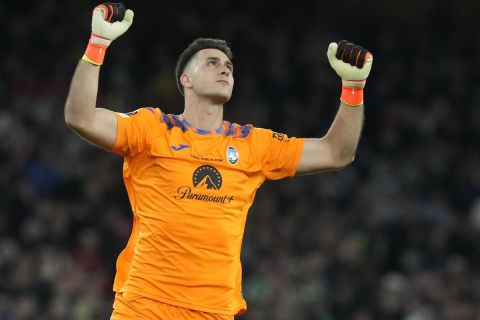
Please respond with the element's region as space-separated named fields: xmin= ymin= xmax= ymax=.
xmin=64 ymin=3 xmax=134 ymax=150
xmin=64 ymin=61 xmax=118 ymax=149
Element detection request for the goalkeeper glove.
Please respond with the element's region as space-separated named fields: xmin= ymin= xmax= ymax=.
xmin=327 ymin=40 xmax=373 ymax=106
xmin=82 ymin=3 xmax=134 ymax=65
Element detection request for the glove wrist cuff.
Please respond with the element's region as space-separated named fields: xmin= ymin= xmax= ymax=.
xmin=340 ymin=85 xmax=364 ymax=107
xmin=82 ymin=40 xmax=108 ymax=66
xmin=89 ymin=32 xmax=112 ymax=47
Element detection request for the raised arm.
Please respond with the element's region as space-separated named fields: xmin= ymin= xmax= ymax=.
xmin=297 ymin=41 xmax=373 ymax=175
xmin=64 ymin=3 xmax=134 ymax=149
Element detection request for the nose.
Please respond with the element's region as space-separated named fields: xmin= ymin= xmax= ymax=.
xmin=219 ymin=64 xmax=230 ymax=76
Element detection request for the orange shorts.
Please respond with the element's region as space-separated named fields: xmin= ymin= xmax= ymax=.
xmin=110 ymin=292 xmax=234 ymax=320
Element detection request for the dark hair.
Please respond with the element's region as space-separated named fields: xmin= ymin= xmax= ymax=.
xmin=175 ymin=38 xmax=233 ymax=96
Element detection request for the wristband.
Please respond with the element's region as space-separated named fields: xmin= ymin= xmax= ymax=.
xmin=82 ymin=34 xmax=111 ymax=65
xmin=340 ymin=86 xmax=364 ymax=107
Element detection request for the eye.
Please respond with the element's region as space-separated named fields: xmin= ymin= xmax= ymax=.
xmin=207 ymin=60 xmax=217 ymax=66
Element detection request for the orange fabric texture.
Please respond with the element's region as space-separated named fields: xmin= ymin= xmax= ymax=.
xmin=111 ymin=292 xmax=233 ymax=320
xmin=109 ymin=108 xmax=304 ymax=315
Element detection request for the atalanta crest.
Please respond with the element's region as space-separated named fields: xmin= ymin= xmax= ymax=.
xmin=226 ymin=146 xmax=239 ymax=165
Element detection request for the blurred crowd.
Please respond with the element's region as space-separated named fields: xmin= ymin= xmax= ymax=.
xmin=1 ymin=0 xmax=480 ymax=319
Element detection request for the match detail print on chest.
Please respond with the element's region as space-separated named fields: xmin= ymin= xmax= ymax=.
xmin=169 ymin=131 xmax=226 ymax=164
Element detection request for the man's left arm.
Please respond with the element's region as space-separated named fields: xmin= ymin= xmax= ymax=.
xmin=296 ymin=40 xmax=373 ymax=175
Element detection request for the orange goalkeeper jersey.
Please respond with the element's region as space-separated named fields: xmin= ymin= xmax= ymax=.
xmin=109 ymin=107 xmax=304 ymax=315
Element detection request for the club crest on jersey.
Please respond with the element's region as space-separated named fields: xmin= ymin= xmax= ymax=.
xmin=226 ymin=146 xmax=239 ymax=165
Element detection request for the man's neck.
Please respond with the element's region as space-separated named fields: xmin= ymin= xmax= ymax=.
xmin=183 ymin=97 xmax=224 ymax=132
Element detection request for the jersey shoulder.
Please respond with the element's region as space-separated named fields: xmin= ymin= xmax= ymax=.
xmin=117 ymin=107 xmax=160 ymax=118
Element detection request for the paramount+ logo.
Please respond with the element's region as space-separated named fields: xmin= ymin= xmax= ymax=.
xmin=193 ymin=165 xmax=222 ymax=190
xmin=174 ymin=165 xmax=234 ymax=204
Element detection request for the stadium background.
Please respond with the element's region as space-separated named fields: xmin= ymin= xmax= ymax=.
xmin=1 ymin=0 xmax=480 ymax=319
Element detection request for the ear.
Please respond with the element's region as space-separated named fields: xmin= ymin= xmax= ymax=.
xmin=180 ymin=73 xmax=193 ymax=89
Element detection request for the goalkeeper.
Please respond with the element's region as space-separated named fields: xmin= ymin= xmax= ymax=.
xmin=64 ymin=3 xmax=373 ymax=320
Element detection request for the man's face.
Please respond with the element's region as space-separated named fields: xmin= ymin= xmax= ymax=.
xmin=183 ymin=49 xmax=234 ymax=104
